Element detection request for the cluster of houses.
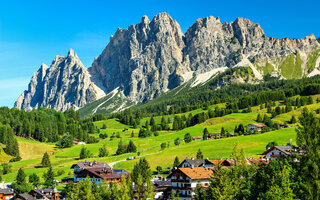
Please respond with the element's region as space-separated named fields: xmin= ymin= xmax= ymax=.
xmin=192 ymin=123 xmax=290 ymax=141
xmin=0 ymin=188 xmax=60 ymax=200
xmin=0 ymin=144 xmax=303 ymax=200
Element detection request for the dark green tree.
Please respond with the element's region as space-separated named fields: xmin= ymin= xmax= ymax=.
xmin=41 ymin=152 xmax=51 ymax=167
xmin=98 ymin=145 xmax=109 ymax=157
xmin=43 ymin=167 xmax=55 ymax=188
xmin=203 ymin=128 xmax=209 ymax=140
xmin=196 ymin=148 xmax=204 ymax=159
xmin=127 ymin=140 xmax=137 ymax=153
xmin=184 ymin=133 xmax=192 ymax=143
xmin=173 ymin=156 xmax=180 ymax=168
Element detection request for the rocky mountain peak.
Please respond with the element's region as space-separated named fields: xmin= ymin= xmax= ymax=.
xmin=15 ymin=50 xmax=105 ymax=111
xmin=318 ymin=37 xmax=320 ymax=43
xmin=16 ymin=13 xmax=320 ymax=113
xmin=304 ymin=34 xmax=316 ymax=40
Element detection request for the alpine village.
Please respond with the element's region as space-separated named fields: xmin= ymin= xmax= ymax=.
xmin=1 ymin=11 xmax=320 ymax=200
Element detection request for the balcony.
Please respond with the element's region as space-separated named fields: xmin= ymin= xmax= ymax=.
xmin=172 ymin=185 xmax=192 ymax=190
xmin=171 ymin=179 xmax=190 ymax=183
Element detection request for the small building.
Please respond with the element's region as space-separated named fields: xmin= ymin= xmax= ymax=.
xmin=14 ymin=188 xmax=60 ymax=200
xmin=73 ymin=138 xmax=86 ymax=145
xmin=208 ymin=133 xmax=221 ymax=139
xmin=192 ymin=136 xmax=202 ymax=141
xmin=0 ymin=188 xmax=14 ymax=200
xmin=248 ymin=123 xmax=266 ymax=132
xmin=279 ymin=123 xmax=289 ymax=129
xmin=72 ymin=161 xmax=129 ymax=184
xmin=262 ymin=145 xmax=304 ymax=161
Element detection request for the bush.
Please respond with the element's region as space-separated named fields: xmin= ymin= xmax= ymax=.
xmin=56 ymin=169 xmax=65 ymax=177
xmin=160 ymin=143 xmax=167 ymax=150
xmin=184 ymin=133 xmax=192 ymax=143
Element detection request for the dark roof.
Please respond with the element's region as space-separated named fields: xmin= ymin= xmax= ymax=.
xmin=0 ymin=188 xmax=14 ymax=195
xmin=154 ymin=180 xmax=171 ymax=187
xmin=76 ymin=168 xmax=130 ymax=180
xmin=262 ymin=146 xmax=305 ymax=156
xmin=178 ymin=159 xmax=206 ymax=168
xmin=16 ymin=193 xmax=34 ymax=200
xmin=71 ymin=161 xmax=111 ymax=169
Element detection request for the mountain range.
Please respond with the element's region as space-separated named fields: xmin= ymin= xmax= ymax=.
xmin=15 ymin=12 xmax=320 ymax=115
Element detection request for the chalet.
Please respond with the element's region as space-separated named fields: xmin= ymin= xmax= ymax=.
xmin=208 ymin=133 xmax=221 ymax=139
xmin=14 ymin=188 xmax=60 ymax=200
xmin=168 ymin=166 xmax=227 ymax=200
xmin=279 ymin=123 xmax=289 ymax=129
xmin=248 ymin=123 xmax=266 ymax=132
xmin=0 ymin=188 xmax=14 ymax=200
xmin=192 ymin=136 xmax=202 ymax=141
xmin=178 ymin=158 xmax=215 ymax=168
xmin=71 ymin=161 xmax=129 ymax=184
xmin=73 ymin=138 xmax=86 ymax=145
xmin=262 ymin=145 xmax=304 ymax=161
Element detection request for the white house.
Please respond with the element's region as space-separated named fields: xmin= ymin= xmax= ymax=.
xmin=262 ymin=146 xmax=304 ymax=161
xmin=167 ymin=166 xmax=226 ymax=200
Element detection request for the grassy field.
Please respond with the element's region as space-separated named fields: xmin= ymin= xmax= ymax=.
xmin=2 ymin=96 xmax=311 ymax=183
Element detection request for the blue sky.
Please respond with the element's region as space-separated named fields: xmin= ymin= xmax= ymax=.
xmin=0 ymin=0 xmax=319 ymax=107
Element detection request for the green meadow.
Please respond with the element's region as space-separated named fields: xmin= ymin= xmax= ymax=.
xmin=2 ymin=95 xmax=311 ymax=183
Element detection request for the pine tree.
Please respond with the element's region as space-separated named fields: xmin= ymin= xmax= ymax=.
xmin=119 ymin=176 xmax=130 ymax=200
xmin=127 ymin=140 xmax=137 ymax=153
xmin=150 ymin=116 xmax=155 ymax=126
xmin=173 ymin=156 xmax=180 ymax=168
xmin=290 ymin=115 xmax=297 ymax=124
xmin=43 ymin=167 xmax=55 ymax=188
xmin=203 ymin=128 xmax=209 ymax=140
xmin=41 ymin=152 xmax=51 ymax=167
xmin=144 ymin=176 xmax=154 ymax=199
xmin=29 ymin=173 xmax=40 ymax=187
xmin=16 ymin=168 xmax=27 ymax=185
xmin=80 ymin=146 xmax=91 ymax=159
xmin=256 ymin=114 xmax=262 ymax=122
xmin=98 ymin=145 xmax=109 ymax=157
xmin=196 ymin=148 xmax=204 ymax=159
xmin=184 ymin=133 xmax=192 ymax=143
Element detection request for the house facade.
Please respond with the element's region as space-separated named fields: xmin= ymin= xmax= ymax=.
xmin=262 ymin=145 xmax=304 ymax=161
xmin=248 ymin=123 xmax=266 ymax=132
xmin=168 ymin=167 xmax=216 ymax=200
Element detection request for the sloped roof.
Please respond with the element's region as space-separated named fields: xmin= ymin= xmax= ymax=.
xmin=16 ymin=193 xmax=34 ymax=200
xmin=262 ymin=146 xmax=304 ymax=156
xmin=249 ymin=123 xmax=266 ymax=128
xmin=71 ymin=161 xmax=111 ymax=169
xmin=0 ymin=188 xmax=14 ymax=195
xmin=178 ymin=159 xmax=206 ymax=168
xmin=179 ymin=167 xmax=216 ymax=180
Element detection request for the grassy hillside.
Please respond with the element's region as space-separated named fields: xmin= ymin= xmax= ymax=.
xmin=3 ymin=93 xmax=312 ymax=182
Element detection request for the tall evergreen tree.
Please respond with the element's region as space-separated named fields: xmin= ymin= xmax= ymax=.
xmin=196 ymin=149 xmax=204 ymax=159
xmin=43 ymin=167 xmax=55 ymax=188
xmin=41 ymin=152 xmax=51 ymax=167
xmin=127 ymin=140 xmax=137 ymax=153
xmin=173 ymin=156 xmax=180 ymax=168
xmin=203 ymin=128 xmax=209 ymax=140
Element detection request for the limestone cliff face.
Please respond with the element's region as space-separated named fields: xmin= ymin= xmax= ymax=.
xmin=15 ymin=13 xmax=320 ymax=112
xmin=14 ymin=49 xmax=106 ymax=111
xmin=90 ymin=13 xmax=186 ymax=102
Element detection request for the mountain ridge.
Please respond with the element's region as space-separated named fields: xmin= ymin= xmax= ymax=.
xmin=15 ymin=12 xmax=320 ymax=113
